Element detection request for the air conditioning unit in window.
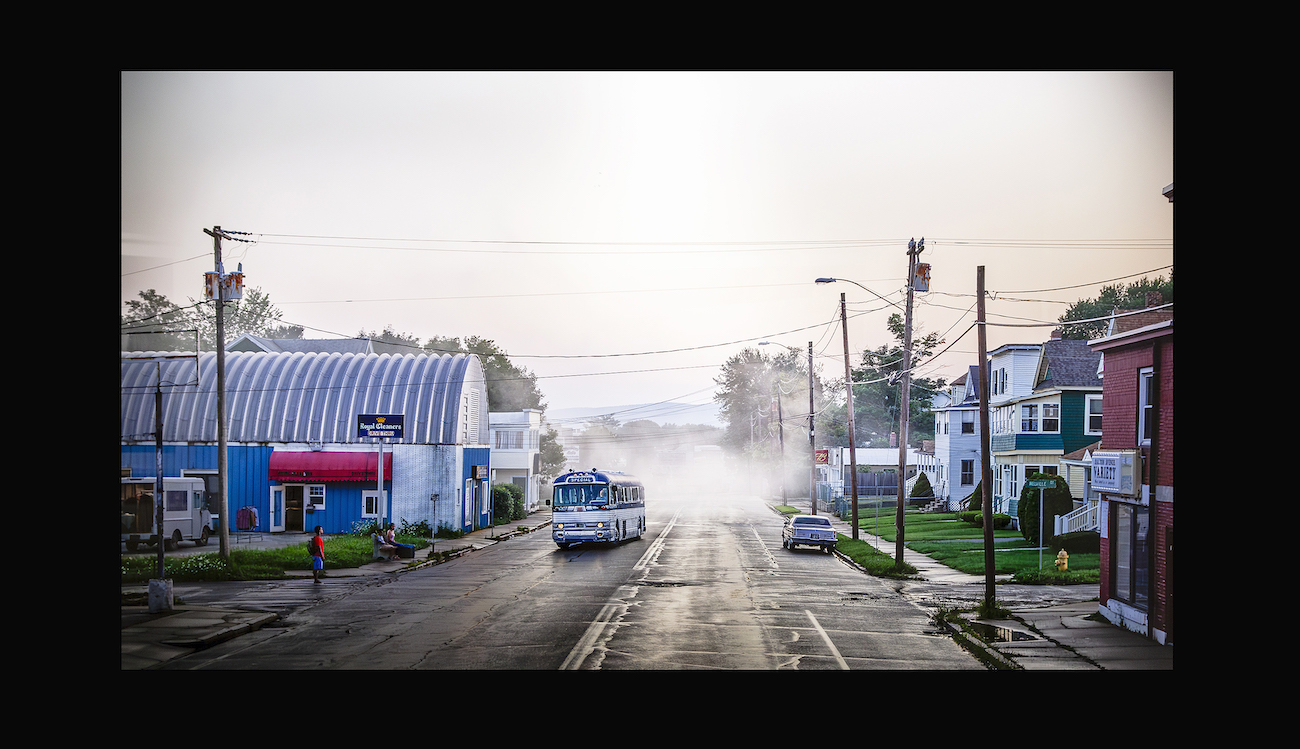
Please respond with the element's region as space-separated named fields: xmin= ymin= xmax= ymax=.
xmin=1092 ymin=450 xmax=1141 ymax=497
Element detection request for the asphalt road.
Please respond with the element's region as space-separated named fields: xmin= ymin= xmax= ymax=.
xmin=158 ymin=491 xmax=982 ymax=670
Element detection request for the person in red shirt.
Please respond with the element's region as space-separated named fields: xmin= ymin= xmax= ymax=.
xmin=309 ymin=526 xmax=325 ymax=584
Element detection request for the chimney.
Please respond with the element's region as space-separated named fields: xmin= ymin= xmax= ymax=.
xmin=1146 ymin=290 xmax=1164 ymax=308
xmin=1051 ymin=328 xmax=1063 ymax=339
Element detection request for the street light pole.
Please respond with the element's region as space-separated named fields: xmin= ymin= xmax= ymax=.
xmin=839 ymin=294 xmax=859 ymax=538
xmin=814 ymin=280 xmax=873 ymax=541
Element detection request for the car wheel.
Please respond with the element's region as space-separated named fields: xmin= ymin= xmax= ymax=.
xmin=195 ymin=527 xmax=210 ymax=547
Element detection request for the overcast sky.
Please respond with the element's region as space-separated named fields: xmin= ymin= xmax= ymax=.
xmin=120 ymin=71 xmax=1174 ymax=426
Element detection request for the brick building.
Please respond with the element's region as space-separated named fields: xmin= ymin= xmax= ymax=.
xmin=1088 ymin=296 xmax=1173 ymax=644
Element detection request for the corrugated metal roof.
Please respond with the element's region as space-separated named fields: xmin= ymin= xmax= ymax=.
xmin=121 ymin=351 xmax=488 ymax=445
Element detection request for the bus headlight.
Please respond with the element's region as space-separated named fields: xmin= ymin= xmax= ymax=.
xmin=596 ymin=522 xmax=604 ymax=528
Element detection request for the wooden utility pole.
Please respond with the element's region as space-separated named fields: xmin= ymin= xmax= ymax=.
xmin=896 ymin=238 xmax=923 ymax=566
xmin=977 ymin=266 xmax=996 ymax=608
xmin=203 ymin=226 xmax=231 ymax=560
xmin=155 ymin=363 xmax=165 ymax=580
xmin=808 ymin=341 xmax=816 ymax=517
xmin=839 ymin=294 xmax=859 ymax=539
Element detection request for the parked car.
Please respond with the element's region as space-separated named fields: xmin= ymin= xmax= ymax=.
xmin=782 ymin=514 xmax=836 ymax=553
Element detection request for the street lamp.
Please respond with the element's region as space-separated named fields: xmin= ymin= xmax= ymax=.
xmin=758 ymin=341 xmax=817 ymax=515
xmin=815 ymin=277 xmax=903 ymax=311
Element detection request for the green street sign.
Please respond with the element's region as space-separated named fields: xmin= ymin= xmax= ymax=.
xmin=1026 ymin=480 xmax=1055 ymax=489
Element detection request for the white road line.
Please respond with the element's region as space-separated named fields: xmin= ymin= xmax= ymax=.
xmin=806 ymin=610 xmax=849 ymax=670
xmin=561 ymin=510 xmax=680 ymax=670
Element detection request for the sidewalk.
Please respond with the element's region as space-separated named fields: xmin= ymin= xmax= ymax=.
xmin=122 ymin=514 xmax=553 ymax=670
xmin=778 ymin=496 xmax=1171 ymax=670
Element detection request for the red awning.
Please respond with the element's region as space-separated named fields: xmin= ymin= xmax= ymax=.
xmin=269 ymin=451 xmax=393 ymax=483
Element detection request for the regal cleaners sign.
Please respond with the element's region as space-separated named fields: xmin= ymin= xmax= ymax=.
xmin=357 ymin=414 xmax=404 ymax=439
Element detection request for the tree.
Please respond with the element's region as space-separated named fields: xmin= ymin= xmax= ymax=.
xmin=1058 ymin=273 xmax=1173 ymax=340
xmin=713 ymin=347 xmax=817 ymax=458
xmin=1018 ymin=473 xmax=1073 ymax=546
xmin=425 ymin=335 xmax=546 ymax=413
xmin=190 ymin=286 xmax=287 ymax=350
xmin=121 ymin=289 xmax=199 ymax=351
xmin=359 ymin=325 xmax=424 ymax=353
xmin=537 ymin=425 xmax=568 ymax=480
xmin=122 ymin=287 xmax=291 ymax=352
xmin=841 ymin=313 xmax=946 ymax=449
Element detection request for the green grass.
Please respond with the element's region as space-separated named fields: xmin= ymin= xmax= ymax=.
xmin=848 ymin=511 xmax=1099 ymax=584
xmin=835 ymin=534 xmax=918 ymax=579
xmin=855 ymin=511 xmax=1022 ymax=543
xmin=121 ymin=533 xmax=429 ymax=583
xmin=907 ymin=538 xmax=1099 ymax=581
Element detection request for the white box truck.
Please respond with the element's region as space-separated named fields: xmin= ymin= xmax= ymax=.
xmin=121 ymin=476 xmax=211 ymax=552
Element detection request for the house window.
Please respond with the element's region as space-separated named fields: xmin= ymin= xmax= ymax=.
xmin=1021 ymin=404 xmax=1038 ymax=432
xmin=1138 ymin=368 xmax=1154 ymax=446
xmin=1042 ymin=403 xmax=1060 ymax=433
xmin=1086 ymin=394 xmax=1103 ymax=436
xmin=962 ymin=411 xmax=975 ymax=434
xmin=363 ymin=491 xmax=383 ymax=518
xmin=960 ymin=459 xmax=974 ymax=486
xmin=307 ymin=485 xmax=325 ymax=511
xmin=1113 ymin=503 xmax=1150 ymax=609
xmin=496 ymin=430 xmax=523 ymax=449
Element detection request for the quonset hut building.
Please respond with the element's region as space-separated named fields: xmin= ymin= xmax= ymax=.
xmin=120 ymin=350 xmax=492 ymax=536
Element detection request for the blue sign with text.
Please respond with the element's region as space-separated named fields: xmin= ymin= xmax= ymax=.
xmin=357 ymin=414 xmax=404 ymax=439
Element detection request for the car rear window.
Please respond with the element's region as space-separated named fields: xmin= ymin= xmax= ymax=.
xmin=793 ymin=517 xmax=830 ymax=526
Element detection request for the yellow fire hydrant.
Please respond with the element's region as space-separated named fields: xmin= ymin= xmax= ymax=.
xmin=1054 ymin=549 xmax=1069 ymax=571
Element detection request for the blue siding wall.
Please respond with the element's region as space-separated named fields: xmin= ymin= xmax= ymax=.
xmin=122 ymin=444 xmax=274 ymax=530
xmin=122 ymin=443 xmax=483 ymax=535
xmin=464 ymin=447 xmax=491 ymax=532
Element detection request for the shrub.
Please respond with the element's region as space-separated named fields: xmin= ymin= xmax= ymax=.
xmin=965 ymin=482 xmax=982 ymax=512
xmin=399 ymin=518 xmax=433 ymax=539
xmin=492 ymin=483 xmax=526 ymax=523
xmin=958 ymin=511 xmax=1011 ymax=529
xmin=910 ymin=472 xmax=933 ymax=499
xmin=1018 ymin=473 xmax=1074 ymax=546
xmin=1054 ymin=530 xmax=1101 ymax=554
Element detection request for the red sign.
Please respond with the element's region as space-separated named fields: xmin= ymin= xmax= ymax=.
xmin=815 ymin=449 xmax=829 ymax=465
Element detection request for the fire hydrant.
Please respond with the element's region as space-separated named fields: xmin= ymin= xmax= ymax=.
xmin=1054 ymin=549 xmax=1069 ymax=571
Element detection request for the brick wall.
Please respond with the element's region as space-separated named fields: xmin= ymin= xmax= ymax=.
xmin=1098 ymin=329 xmax=1173 ymax=643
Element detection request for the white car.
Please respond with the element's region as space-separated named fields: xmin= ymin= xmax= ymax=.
xmin=782 ymin=514 xmax=837 ymax=553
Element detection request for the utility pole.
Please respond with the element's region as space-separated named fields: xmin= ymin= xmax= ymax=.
xmin=154 ymin=363 xmax=165 ymax=581
xmin=839 ymin=294 xmax=859 ymax=538
xmin=977 ymin=265 xmax=997 ymax=609
xmin=808 ymin=341 xmax=816 ymax=516
xmin=203 ymin=226 xmax=245 ymax=561
xmin=776 ymin=391 xmax=786 ymax=506
xmin=896 ymin=237 xmax=923 ymax=566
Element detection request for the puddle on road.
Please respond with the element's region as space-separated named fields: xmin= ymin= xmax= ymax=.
xmin=967 ymin=620 xmax=1038 ymax=642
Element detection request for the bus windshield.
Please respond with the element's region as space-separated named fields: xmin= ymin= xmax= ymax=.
xmin=554 ymin=484 xmax=610 ymax=507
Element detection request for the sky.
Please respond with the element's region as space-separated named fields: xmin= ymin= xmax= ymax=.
xmin=120 ymin=71 xmax=1174 ymax=427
